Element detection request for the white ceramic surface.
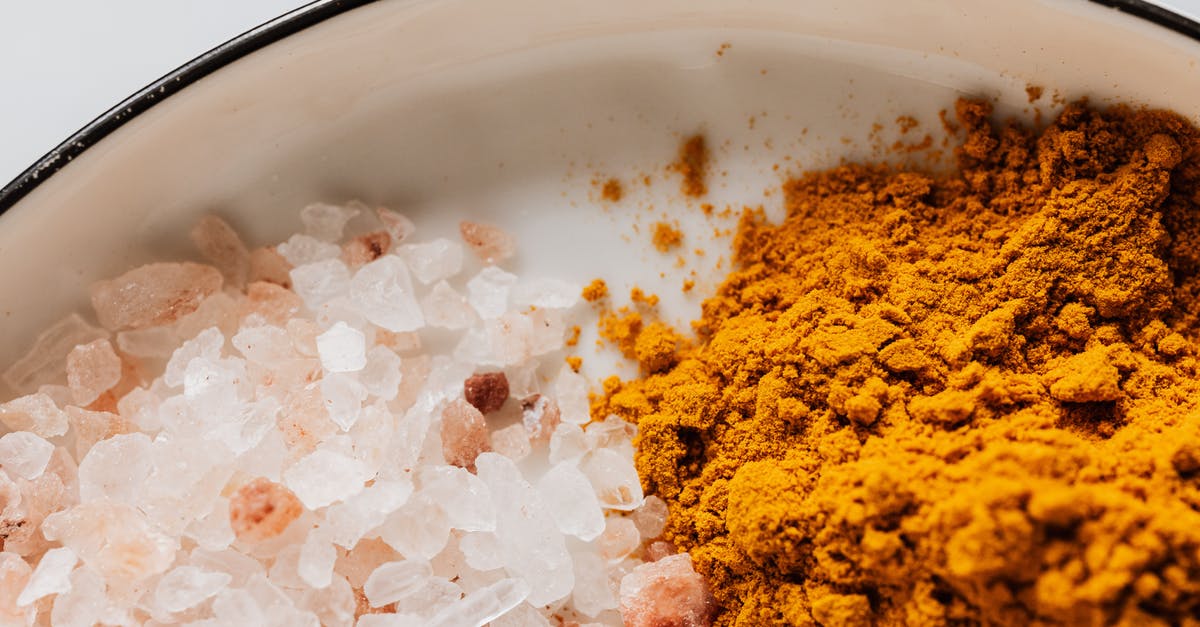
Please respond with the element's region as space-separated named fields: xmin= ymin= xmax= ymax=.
xmin=2 ymin=0 xmax=1200 ymax=398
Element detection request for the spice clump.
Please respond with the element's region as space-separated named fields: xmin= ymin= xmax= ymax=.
xmin=601 ymin=100 xmax=1200 ymax=625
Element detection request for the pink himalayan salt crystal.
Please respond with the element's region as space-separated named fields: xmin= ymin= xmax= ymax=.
xmin=335 ymin=537 xmax=402 ymax=589
xmin=90 ymin=262 xmax=223 ymax=330
xmin=490 ymin=423 xmax=531 ymax=462
xmin=2 ymin=313 xmax=108 ymax=395
xmin=521 ymin=394 xmax=561 ymax=446
xmin=228 ymin=477 xmax=304 ymax=543
xmin=375 ymin=329 xmax=421 ymax=354
xmin=41 ymin=502 xmax=176 ymax=585
xmin=0 ymin=394 xmax=68 ymax=438
xmin=190 ymin=214 xmax=250 ymax=289
xmin=242 ymin=281 xmax=304 ymax=327
xmin=342 ymin=231 xmax=392 ymax=269
xmin=66 ymin=406 xmax=134 ymax=458
xmin=65 ymin=339 xmax=122 ymax=406
xmin=646 ymin=540 xmax=677 ymax=562
xmin=619 ymin=554 xmax=716 ymax=627
xmin=376 ymin=208 xmax=415 ymax=244
xmin=248 ymin=246 xmax=293 ymax=288
xmin=5 ymin=470 xmax=67 ymax=557
xmin=459 ymin=220 xmax=516 ymax=264
xmin=0 ymin=553 xmax=31 ymax=623
xmin=441 ymin=400 xmax=492 ymax=473
xmin=597 ymin=517 xmax=640 ymax=561
xmin=278 ymin=385 xmax=337 ymax=454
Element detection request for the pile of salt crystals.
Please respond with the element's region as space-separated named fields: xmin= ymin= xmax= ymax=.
xmin=0 ymin=203 xmax=715 ymax=627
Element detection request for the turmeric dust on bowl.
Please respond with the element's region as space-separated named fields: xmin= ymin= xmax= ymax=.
xmin=598 ymin=100 xmax=1200 ymax=626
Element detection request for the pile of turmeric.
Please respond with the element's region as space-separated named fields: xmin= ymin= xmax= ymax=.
xmin=599 ymin=100 xmax=1200 ymax=625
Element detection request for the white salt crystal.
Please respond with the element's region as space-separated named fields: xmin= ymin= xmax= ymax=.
xmin=537 ymin=462 xmax=605 ymax=541
xmin=163 ymin=326 xmax=224 ymax=388
xmin=301 ymin=202 xmax=360 ymax=241
xmin=325 ymin=479 xmax=412 ymax=548
xmin=50 ymin=566 xmax=126 ymax=627
xmin=359 ymin=346 xmax=402 ymax=400
xmin=316 ymin=322 xmax=367 ymax=373
xmin=466 ymin=267 xmax=518 ymax=319
xmin=454 ymin=313 xmax=534 ymax=367
xmin=349 ymin=255 xmax=425 ymax=332
xmin=392 ymin=576 xmax=462 ymax=618
xmin=290 ymin=258 xmax=352 ymax=309
xmin=491 ymin=602 xmax=552 ymax=627
xmin=459 ymin=532 xmax=504 ymax=571
xmin=399 ymin=239 xmax=464 ymax=284
xmin=378 ymin=494 xmax=451 ymax=560
xmin=475 ymin=453 xmax=574 ymax=606
xmin=363 ymin=560 xmax=433 ymax=607
xmin=277 ymin=233 xmax=342 ymax=265
xmin=632 ymin=495 xmax=669 ymax=540
xmin=490 ymin=423 xmax=531 ymax=462
xmin=298 ymin=527 xmax=337 ymax=589
xmin=511 ymin=278 xmax=581 ymax=310
xmin=0 ymin=553 xmax=32 ymax=625
xmin=211 ymin=588 xmax=265 ymax=625
xmin=320 ymin=373 xmax=367 ymax=431
xmin=418 ymin=465 xmax=496 ymax=532
xmin=582 ymin=448 xmax=645 ymax=512
xmin=0 ymin=393 xmax=68 ymax=438
xmin=555 ymin=368 xmax=591 ymax=425
xmin=78 ymin=432 xmax=154 ymax=505
xmin=528 ymin=308 xmax=568 ymax=356
xmin=117 ymin=325 xmax=179 ymax=358
xmin=549 ymin=423 xmax=589 ymax=465
xmin=427 ymin=577 xmax=530 ymax=627
xmin=283 ymin=448 xmax=368 ymax=509
xmin=421 ymin=281 xmax=477 ymax=330
xmin=0 ymin=432 xmax=54 ymax=480
xmin=186 ymin=497 xmax=236 ymax=551
xmin=2 ymin=313 xmax=108 ymax=394
xmin=232 ymin=324 xmax=295 ymax=364
xmin=584 ymin=414 xmax=637 ymax=457
xmin=598 ymin=517 xmax=640 ymax=561
xmin=296 ymin=574 xmax=355 ymax=627
xmin=16 ymin=546 xmax=76 ymax=606
xmin=155 ymin=565 xmax=231 ymax=613
xmin=573 ymin=552 xmax=619 ymax=617
xmin=375 ymin=207 xmax=416 ymax=245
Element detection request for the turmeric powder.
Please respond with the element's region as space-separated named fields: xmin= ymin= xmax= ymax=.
xmin=601 ymin=100 xmax=1200 ymax=625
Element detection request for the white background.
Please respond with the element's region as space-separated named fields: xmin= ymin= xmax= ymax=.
xmin=1 ymin=0 xmax=1199 ymax=186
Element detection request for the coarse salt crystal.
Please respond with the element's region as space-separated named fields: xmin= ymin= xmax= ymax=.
xmin=301 ymin=202 xmax=360 ymax=242
xmin=290 ymin=258 xmax=352 ymax=309
xmin=466 ymin=267 xmax=518 ymax=320
xmin=510 ymin=278 xmax=581 ymax=310
xmin=363 ymin=560 xmax=433 ymax=608
xmin=16 ymin=546 xmax=76 ymax=607
xmin=191 ymin=215 xmax=250 ymax=288
xmin=399 ymin=239 xmax=464 ymax=285
xmin=538 ymin=461 xmax=605 ymax=541
xmin=316 ymin=322 xmax=367 ymax=373
xmin=65 ymin=339 xmax=122 ymax=406
xmin=358 ymin=346 xmax=402 ymax=401
xmin=284 ymin=448 xmax=368 ymax=510
xmin=459 ymin=221 xmax=516 ymax=264
xmin=2 ymin=313 xmax=108 ymax=394
xmin=376 ymin=208 xmax=416 ymax=244
xmin=0 ymin=393 xmax=68 ymax=439
xmin=229 ymin=477 xmax=304 ymax=543
xmin=554 ymin=368 xmax=591 ymax=425
xmin=90 ymin=262 xmax=223 ymax=331
xmin=582 ymin=447 xmax=645 ymax=512
xmin=440 ymin=400 xmax=491 ymax=472
xmin=597 ymin=517 xmax=640 ymax=561
xmin=349 ymin=255 xmax=425 ymax=332
xmin=0 ymin=432 xmax=54 ymax=480
xmin=632 ymin=495 xmax=669 ymax=540
xmin=618 ymin=554 xmax=715 ymax=627
xmin=421 ymin=281 xmax=476 ymax=330
xmin=154 ymin=565 xmax=231 ymax=613
xmin=490 ymin=423 xmax=531 ymax=461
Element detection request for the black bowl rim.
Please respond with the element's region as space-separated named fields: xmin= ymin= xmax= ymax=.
xmin=0 ymin=0 xmax=1197 ymax=215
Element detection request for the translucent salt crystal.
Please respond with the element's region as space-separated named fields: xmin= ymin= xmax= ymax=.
xmin=242 ymin=573 xmax=321 ymax=626
xmin=51 ymin=566 xmax=126 ymax=627
xmin=163 ymin=326 xmax=224 ymax=388
xmin=211 ymin=587 xmax=265 ymax=625
xmin=90 ymin=262 xmax=223 ymax=330
xmin=376 ymin=329 xmax=422 ymax=354
xmin=0 ymin=553 xmax=32 ymax=625
xmin=325 ymin=479 xmax=412 ymax=548
xmin=427 ymin=577 xmax=530 ymax=627
xmin=454 ymin=313 xmax=534 ymax=367
xmin=155 ymin=565 xmax=231 ymax=613
xmin=573 ymin=551 xmax=619 ymax=617
xmin=290 ymin=258 xmax=352 ymax=309
xmin=321 ymin=373 xmax=368 ymax=431
xmin=363 ymin=560 xmax=433 ymax=607
xmin=78 ymin=432 xmax=153 ymax=505
xmin=632 ymin=495 xmax=669 ymax=539
xmin=528 ymin=308 xmax=568 ymax=355
xmin=284 ymin=448 xmax=368 ymax=510
xmin=392 ymin=576 xmax=461 ymax=618
xmin=421 ymin=281 xmax=477 ymax=330
xmin=490 ymin=424 xmax=531 ymax=461
xmin=646 ymin=541 xmax=677 ymax=562
xmin=176 ymin=291 xmax=240 ymax=341
xmin=466 ymin=267 xmax=518 ymax=319
xmin=186 ymin=497 xmax=236 ymax=551
xmin=0 ymin=432 xmax=54 ymax=480
xmin=418 ymin=465 xmax=496 ymax=532
xmin=537 ymin=462 xmax=605 ymax=540
xmin=349 ymin=255 xmax=425 ymax=332
xmin=316 ymin=296 xmax=370 ymax=331
xmin=598 ymin=517 xmax=640 ymax=561
xmin=2 ymin=313 xmax=108 ymax=394
xmin=298 ymin=527 xmax=337 ymax=589
xmin=35 ymin=383 xmax=73 ymax=409
xmin=583 ymin=448 xmax=645 ymax=511
xmin=278 ymin=234 xmax=343 ymax=266
xmin=376 ymin=208 xmax=416 ymax=243
xmin=343 ymin=231 xmax=393 ymax=268
xmin=229 ymin=477 xmax=304 ymax=542
xmin=359 ymin=346 xmax=402 ymax=401
xmin=317 ymin=322 xmax=367 ymax=373
xmin=379 ymin=493 xmax=451 ymax=560
xmin=64 ymin=338 xmax=122 ymax=406
xmin=334 ymin=537 xmax=398 ymax=589
xmin=399 ymin=239 xmax=463 ymax=284
xmin=460 ymin=532 xmax=504 ymax=571
xmin=295 ymin=573 xmax=355 ymax=627
xmin=301 ymin=202 xmax=360 ymax=241
xmin=243 ymin=281 xmax=304 ymax=326
xmin=16 ymin=546 xmax=75 ymax=606
xmin=554 ymin=369 xmax=591 ymax=426
xmin=584 ymin=414 xmax=637 ymax=456
xmin=248 ymin=246 xmax=294 ymax=287
xmin=191 ymin=214 xmax=250 ymax=288
xmin=475 ymin=453 xmax=573 ymax=605
xmin=440 ymin=400 xmax=491 ymax=472
xmin=549 ymin=423 xmax=588 ymax=465
xmin=287 ymin=318 xmax=321 ymax=357
xmin=116 ymin=325 xmax=179 ymax=358
xmin=521 ymin=395 xmax=560 ymax=445
xmin=358 ymin=613 xmax=426 ymax=627
xmin=459 ymin=221 xmax=516 ymax=264
xmin=491 ymin=602 xmax=552 ymax=627
xmin=233 ymin=324 xmax=295 ymax=364
xmin=191 ymin=547 xmax=266 ymax=587
xmin=618 ymin=554 xmax=716 ymax=627
xmin=510 ymin=278 xmax=581 ymax=310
